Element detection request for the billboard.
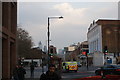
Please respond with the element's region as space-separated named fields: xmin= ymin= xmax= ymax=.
xmin=68 ymin=46 xmax=75 ymax=51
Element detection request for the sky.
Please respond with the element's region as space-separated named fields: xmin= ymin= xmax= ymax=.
xmin=18 ymin=1 xmax=119 ymax=50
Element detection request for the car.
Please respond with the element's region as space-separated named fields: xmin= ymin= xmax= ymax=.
xmin=95 ymin=65 xmax=120 ymax=75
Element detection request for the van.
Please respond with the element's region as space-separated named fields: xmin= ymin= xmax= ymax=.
xmin=62 ymin=61 xmax=78 ymax=72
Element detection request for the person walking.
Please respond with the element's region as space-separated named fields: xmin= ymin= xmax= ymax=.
xmin=30 ymin=63 xmax=35 ymax=78
xmin=12 ymin=65 xmax=19 ymax=80
xmin=18 ymin=65 xmax=26 ymax=80
xmin=40 ymin=64 xmax=61 ymax=80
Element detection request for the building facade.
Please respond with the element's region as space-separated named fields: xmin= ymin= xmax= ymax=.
xmin=1 ymin=2 xmax=17 ymax=80
xmin=118 ymin=1 xmax=120 ymax=20
xmin=87 ymin=19 xmax=120 ymax=65
xmin=64 ymin=45 xmax=76 ymax=61
xmin=88 ymin=20 xmax=120 ymax=55
xmin=0 ymin=1 xmax=2 ymax=79
xmin=80 ymin=41 xmax=89 ymax=54
xmin=87 ymin=21 xmax=102 ymax=53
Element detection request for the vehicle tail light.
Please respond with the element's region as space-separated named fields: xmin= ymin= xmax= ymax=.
xmin=116 ymin=69 xmax=120 ymax=71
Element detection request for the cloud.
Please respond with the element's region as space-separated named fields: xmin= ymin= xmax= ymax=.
xmin=17 ymin=0 xmax=120 ymax=2
xmin=53 ymin=2 xmax=117 ymax=29
xmin=53 ymin=3 xmax=88 ymax=25
xmin=49 ymin=2 xmax=118 ymax=48
xmin=18 ymin=2 xmax=118 ymax=49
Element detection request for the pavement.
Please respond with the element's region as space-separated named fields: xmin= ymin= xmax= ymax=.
xmin=24 ymin=65 xmax=100 ymax=80
xmin=25 ymin=66 xmax=47 ymax=80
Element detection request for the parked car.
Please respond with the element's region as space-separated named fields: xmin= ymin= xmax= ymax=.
xmin=95 ymin=65 xmax=120 ymax=75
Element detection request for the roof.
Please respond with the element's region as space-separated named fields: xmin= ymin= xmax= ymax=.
xmin=96 ymin=19 xmax=120 ymax=25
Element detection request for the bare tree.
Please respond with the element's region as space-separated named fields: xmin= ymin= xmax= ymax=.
xmin=17 ymin=28 xmax=34 ymax=58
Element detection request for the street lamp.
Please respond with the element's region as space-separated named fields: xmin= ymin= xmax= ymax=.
xmin=47 ymin=16 xmax=63 ymax=65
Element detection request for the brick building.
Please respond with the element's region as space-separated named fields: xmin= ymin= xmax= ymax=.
xmin=88 ymin=20 xmax=120 ymax=55
xmin=118 ymin=1 xmax=120 ymax=20
xmin=97 ymin=20 xmax=120 ymax=56
xmin=1 ymin=2 xmax=17 ymax=80
xmin=87 ymin=19 xmax=120 ymax=65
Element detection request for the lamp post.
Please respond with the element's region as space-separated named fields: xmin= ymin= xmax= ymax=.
xmin=47 ymin=16 xmax=63 ymax=66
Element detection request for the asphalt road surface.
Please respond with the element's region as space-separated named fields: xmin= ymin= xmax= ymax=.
xmin=25 ymin=66 xmax=99 ymax=80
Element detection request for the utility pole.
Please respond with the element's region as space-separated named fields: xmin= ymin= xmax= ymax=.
xmin=86 ymin=51 xmax=89 ymax=70
xmin=47 ymin=16 xmax=63 ymax=68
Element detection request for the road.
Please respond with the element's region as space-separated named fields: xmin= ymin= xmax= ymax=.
xmin=61 ymin=66 xmax=97 ymax=80
xmin=25 ymin=66 xmax=99 ymax=80
xmin=62 ymin=71 xmax=95 ymax=80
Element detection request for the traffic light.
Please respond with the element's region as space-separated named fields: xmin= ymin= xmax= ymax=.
xmin=50 ymin=48 xmax=53 ymax=53
xmin=82 ymin=51 xmax=86 ymax=55
xmin=49 ymin=48 xmax=53 ymax=58
xmin=103 ymin=46 xmax=108 ymax=55
xmin=82 ymin=50 xmax=89 ymax=56
xmin=49 ymin=53 xmax=53 ymax=56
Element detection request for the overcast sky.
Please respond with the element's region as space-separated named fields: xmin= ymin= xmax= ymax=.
xmin=18 ymin=1 xmax=119 ymax=50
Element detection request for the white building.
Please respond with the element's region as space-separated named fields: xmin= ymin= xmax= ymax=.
xmin=87 ymin=21 xmax=102 ymax=53
xmin=87 ymin=20 xmax=104 ymax=66
xmin=87 ymin=20 xmax=120 ymax=66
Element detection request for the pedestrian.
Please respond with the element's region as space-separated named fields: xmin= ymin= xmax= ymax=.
xmin=12 ymin=65 xmax=19 ymax=80
xmin=18 ymin=65 xmax=26 ymax=80
xmin=40 ymin=64 xmax=61 ymax=80
xmin=30 ymin=63 xmax=35 ymax=78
